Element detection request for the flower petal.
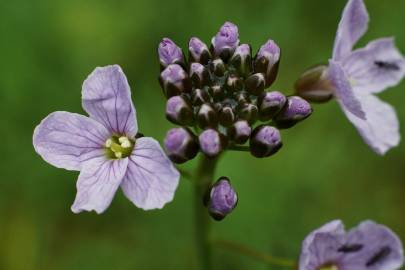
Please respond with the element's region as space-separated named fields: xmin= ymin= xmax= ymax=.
xmin=120 ymin=137 xmax=180 ymax=210
xmin=342 ymin=38 xmax=405 ymax=94
xmin=71 ymin=157 xmax=129 ymax=214
xmin=82 ymin=65 xmax=138 ymax=137
xmin=341 ymin=221 xmax=404 ymax=270
xmin=333 ymin=0 xmax=369 ymax=60
xmin=33 ymin=111 xmax=109 ymax=171
xmin=340 ymin=93 xmax=400 ymax=155
xmin=329 ymin=60 xmax=366 ymax=119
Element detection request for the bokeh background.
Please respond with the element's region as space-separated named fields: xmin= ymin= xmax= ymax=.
xmin=1 ymin=0 xmax=404 ymax=269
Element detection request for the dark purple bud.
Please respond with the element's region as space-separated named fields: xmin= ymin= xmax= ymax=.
xmin=210 ymin=58 xmax=226 ymax=77
xmin=257 ymin=91 xmax=287 ymax=121
xmin=207 ymin=177 xmax=238 ymax=221
xmin=164 ymin=127 xmax=199 ymax=164
xmin=191 ymin=88 xmax=211 ymax=106
xmin=234 ymin=91 xmax=250 ymax=105
xmin=212 ymin=22 xmax=240 ymax=61
xmin=197 ymin=104 xmax=218 ymax=129
xmin=255 ymin=39 xmax=281 ymax=87
xmin=190 ymin=63 xmax=210 ymax=88
xmin=166 ymin=96 xmax=194 ymax=126
xmin=226 ymin=75 xmax=244 ymax=92
xmin=294 ymin=64 xmax=334 ymax=103
xmin=159 ymin=64 xmax=191 ymax=98
xmin=219 ymin=105 xmax=236 ymax=127
xmin=274 ymin=96 xmax=312 ymax=129
xmin=199 ymin=129 xmax=224 ymax=158
xmin=230 ymin=44 xmax=252 ymax=76
xmin=189 ymin=37 xmax=211 ymax=64
xmin=228 ymin=120 xmax=251 ymax=144
xmin=158 ymin=38 xmax=184 ymax=69
xmin=209 ymin=85 xmax=225 ymax=101
xmin=249 ymin=125 xmax=282 ymax=158
xmin=245 ymin=73 xmax=265 ymax=95
xmin=238 ymin=103 xmax=258 ymax=124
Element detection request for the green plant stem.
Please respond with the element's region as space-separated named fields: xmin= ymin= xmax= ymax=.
xmin=194 ymin=155 xmax=218 ymax=270
xmin=228 ymin=145 xmax=250 ymax=152
xmin=214 ymin=239 xmax=297 ymax=268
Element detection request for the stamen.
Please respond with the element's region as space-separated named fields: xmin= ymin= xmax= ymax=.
xmin=338 ymin=243 xmax=363 ymax=253
xmin=366 ymin=246 xmax=391 ymax=267
xmin=119 ymin=136 xmax=128 ymax=143
xmin=115 ymin=152 xmax=122 ymax=159
xmin=121 ymin=140 xmax=131 ymax=148
xmin=105 ymin=139 xmax=112 ymax=148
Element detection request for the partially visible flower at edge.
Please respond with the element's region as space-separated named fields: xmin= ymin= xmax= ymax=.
xmin=33 ymin=65 xmax=180 ymax=214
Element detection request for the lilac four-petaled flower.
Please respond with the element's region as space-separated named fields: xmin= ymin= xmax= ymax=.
xmin=328 ymin=0 xmax=405 ymax=155
xmin=33 ymin=65 xmax=180 ymax=213
xmin=300 ymin=220 xmax=404 ymax=270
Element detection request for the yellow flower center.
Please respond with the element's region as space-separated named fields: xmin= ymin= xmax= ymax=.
xmin=105 ymin=136 xmax=135 ymax=159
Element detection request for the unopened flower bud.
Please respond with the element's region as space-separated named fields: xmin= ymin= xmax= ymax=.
xmin=199 ymin=129 xmax=225 ymax=158
xmin=207 ymin=177 xmax=238 ymax=221
xmin=211 ymin=22 xmax=240 ymax=61
xmin=257 ymin=91 xmax=286 ymax=121
xmin=245 ymin=73 xmax=265 ymax=95
xmin=238 ymin=103 xmax=258 ymax=124
xmin=294 ymin=64 xmax=334 ymax=103
xmin=159 ymin=64 xmax=191 ymax=98
xmin=274 ymin=96 xmax=312 ymax=129
xmin=210 ymin=58 xmax=226 ymax=77
xmin=164 ymin=128 xmax=199 ymax=164
xmin=197 ymin=104 xmax=218 ymax=129
xmin=226 ymin=75 xmax=244 ymax=92
xmin=158 ymin=38 xmax=184 ymax=69
xmin=166 ymin=96 xmax=194 ymax=126
xmin=234 ymin=91 xmax=250 ymax=105
xmin=228 ymin=120 xmax=251 ymax=144
xmin=255 ymin=39 xmax=280 ymax=87
xmin=230 ymin=44 xmax=252 ymax=76
xmin=250 ymin=125 xmax=282 ymax=158
xmin=219 ymin=105 xmax=236 ymax=126
xmin=189 ymin=37 xmax=211 ymax=64
xmin=190 ymin=63 xmax=210 ymax=88
xmin=209 ymin=85 xmax=225 ymax=101
xmin=192 ymin=88 xmax=211 ymax=106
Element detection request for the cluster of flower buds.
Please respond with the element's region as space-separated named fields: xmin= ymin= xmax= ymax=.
xmin=204 ymin=177 xmax=238 ymax=221
xmin=159 ymin=22 xmax=313 ymax=163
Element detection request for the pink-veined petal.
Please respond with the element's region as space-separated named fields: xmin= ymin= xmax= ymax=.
xmin=82 ymin=65 xmax=138 ymax=137
xmin=33 ymin=111 xmax=109 ymax=171
xmin=121 ymin=137 xmax=180 ymax=210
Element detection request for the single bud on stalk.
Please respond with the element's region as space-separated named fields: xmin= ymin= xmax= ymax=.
xmin=226 ymin=75 xmax=244 ymax=92
xmin=294 ymin=64 xmax=334 ymax=103
xmin=199 ymin=129 xmax=225 ymax=158
xmin=228 ymin=120 xmax=251 ymax=144
xmin=219 ymin=105 xmax=236 ymax=126
xmin=158 ymin=38 xmax=184 ymax=69
xmin=245 ymin=73 xmax=265 ymax=95
xmin=238 ymin=103 xmax=258 ymax=124
xmin=274 ymin=96 xmax=312 ymax=129
xmin=192 ymin=88 xmax=211 ymax=106
xmin=211 ymin=22 xmax=240 ymax=61
xmin=159 ymin=64 xmax=191 ymax=98
xmin=257 ymin=91 xmax=287 ymax=121
xmin=190 ymin=63 xmax=209 ymax=88
xmin=210 ymin=58 xmax=226 ymax=77
xmin=230 ymin=44 xmax=252 ymax=76
xmin=189 ymin=37 xmax=211 ymax=64
xmin=250 ymin=125 xmax=282 ymax=158
xmin=206 ymin=177 xmax=238 ymax=221
xmin=165 ymin=95 xmax=194 ymax=126
xmin=255 ymin=39 xmax=280 ymax=87
xmin=164 ymin=128 xmax=199 ymax=164
xmin=197 ymin=103 xmax=218 ymax=129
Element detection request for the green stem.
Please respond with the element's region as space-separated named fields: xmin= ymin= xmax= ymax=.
xmin=194 ymin=155 xmax=219 ymax=270
xmin=228 ymin=145 xmax=250 ymax=152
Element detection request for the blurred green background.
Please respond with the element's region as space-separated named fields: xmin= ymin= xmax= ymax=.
xmin=1 ymin=0 xmax=404 ymax=269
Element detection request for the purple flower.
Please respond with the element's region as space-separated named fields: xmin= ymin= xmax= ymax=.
xmin=327 ymin=0 xmax=405 ymax=154
xmin=33 ymin=65 xmax=180 ymax=213
xmin=199 ymin=129 xmax=223 ymax=157
xmin=211 ymin=22 xmax=240 ymax=57
xmin=158 ymin=38 xmax=184 ymax=68
xmin=249 ymin=125 xmax=282 ymax=158
xmin=164 ymin=127 xmax=199 ymax=164
xmin=189 ymin=37 xmax=211 ymax=63
xmin=207 ymin=177 xmax=238 ymax=221
xmin=300 ymin=220 xmax=404 ymax=270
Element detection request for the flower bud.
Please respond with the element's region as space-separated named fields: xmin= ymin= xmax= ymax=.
xmin=245 ymin=73 xmax=265 ymax=95
xmin=197 ymin=103 xmax=218 ymax=129
xmin=159 ymin=64 xmax=191 ymax=98
xmin=234 ymin=91 xmax=250 ymax=105
xmin=166 ymin=96 xmax=194 ymax=126
xmin=254 ymin=39 xmax=280 ymax=87
xmin=158 ymin=38 xmax=184 ymax=69
xmin=211 ymin=22 xmax=240 ymax=61
xmin=249 ymin=125 xmax=282 ymax=158
xmin=199 ymin=129 xmax=225 ymax=158
xmin=219 ymin=105 xmax=236 ymax=127
xmin=207 ymin=177 xmax=238 ymax=221
xmin=238 ymin=103 xmax=258 ymax=124
xmin=209 ymin=85 xmax=225 ymax=101
xmin=274 ymin=96 xmax=312 ymax=129
xmin=294 ymin=64 xmax=334 ymax=103
xmin=257 ymin=91 xmax=287 ymax=121
xmin=191 ymin=88 xmax=211 ymax=106
xmin=189 ymin=37 xmax=211 ymax=64
xmin=164 ymin=127 xmax=199 ymax=164
xmin=210 ymin=58 xmax=226 ymax=77
xmin=190 ymin=63 xmax=210 ymax=88
xmin=230 ymin=44 xmax=252 ymax=76
xmin=226 ymin=75 xmax=244 ymax=92
xmin=228 ymin=120 xmax=251 ymax=144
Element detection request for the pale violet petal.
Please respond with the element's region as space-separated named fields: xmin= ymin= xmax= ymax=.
xmin=71 ymin=157 xmax=128 ymax=214
xmin=342 ymin=38 xmax=405 ymax=94
xmin=82 ymin=65 xmax=138 ymax=137
xmin=328 ymin=60 xmax=366 ymax=119
xmin=33 ymin=111 xmax=109 ymax=171
xmin=333 ymin=0 xmax=369 ymax=60
xmin=121 ymin=137 xmax=180 ymax=210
